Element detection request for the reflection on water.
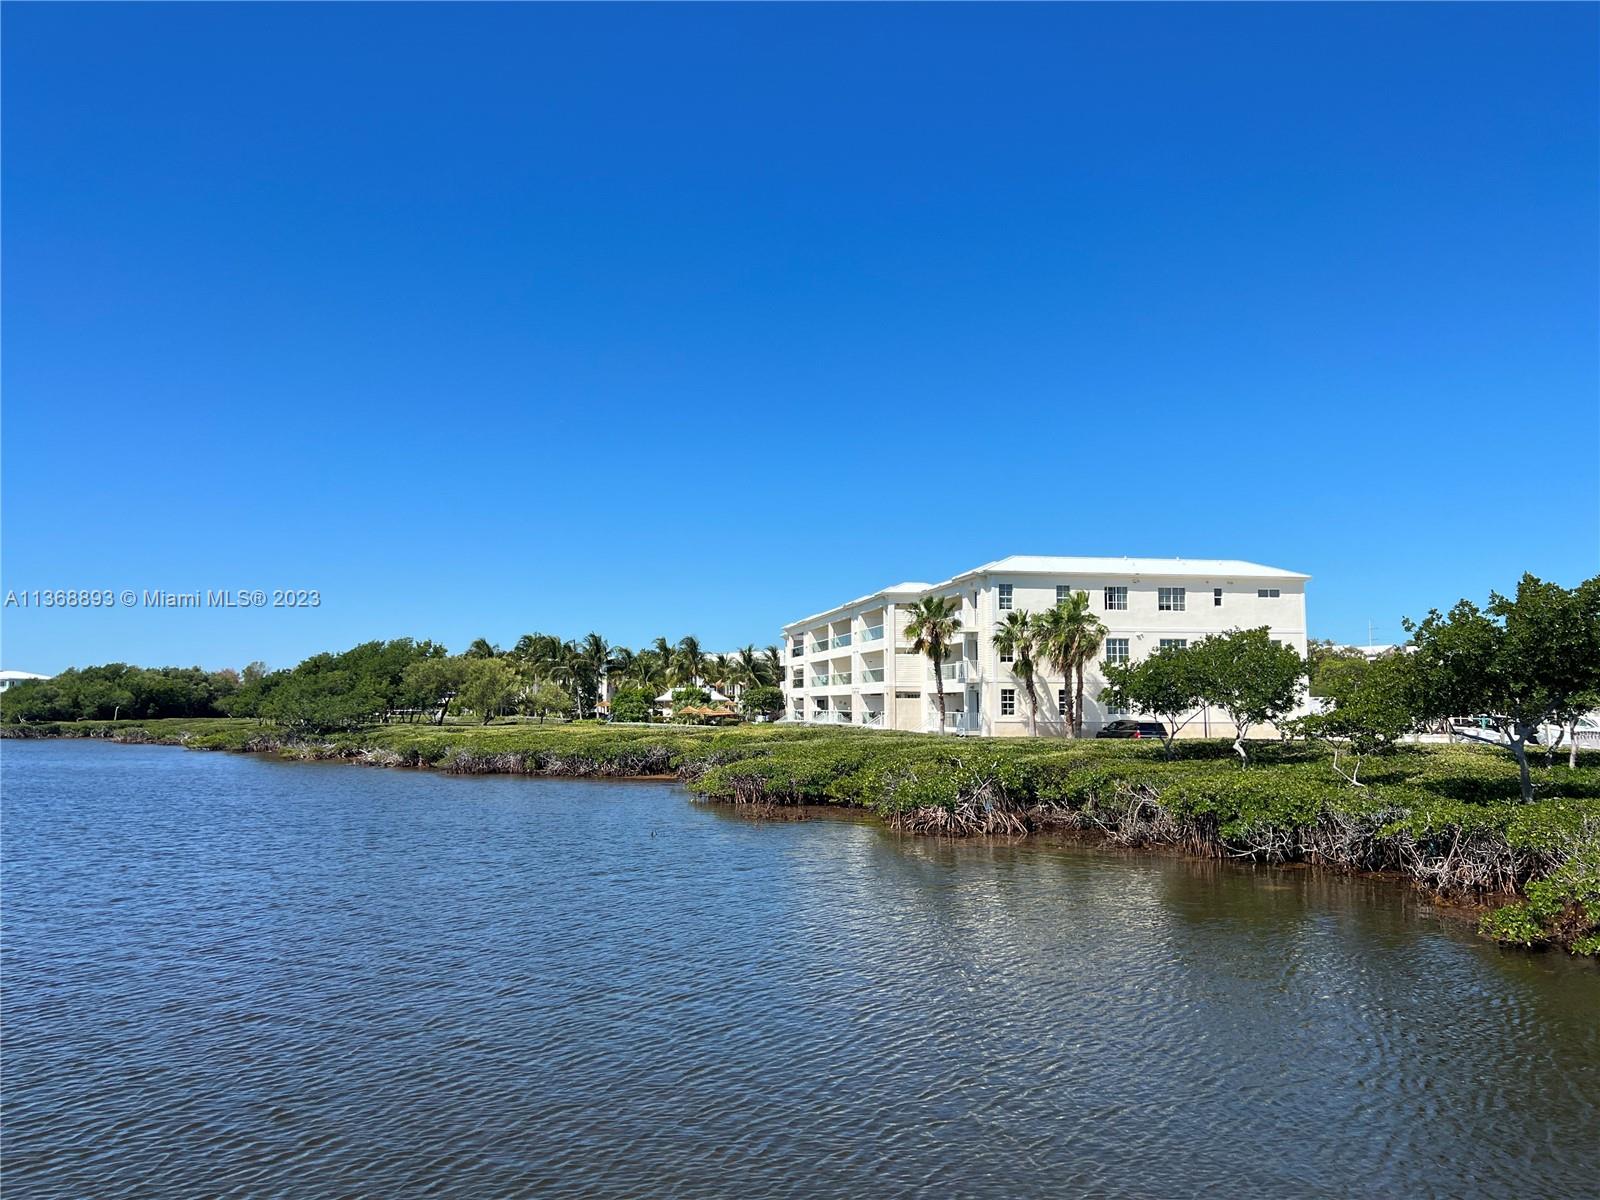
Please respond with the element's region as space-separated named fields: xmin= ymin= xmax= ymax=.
xmin=3 ymin=740 xmax=1596 ymax=1199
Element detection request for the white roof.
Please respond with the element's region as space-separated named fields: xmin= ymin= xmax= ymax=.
xmin=0 ymin=670 xmax=50 ymax=682
xmin=782 ymin=555 xmax=1308 ymax=631
xmin=656 ymin=684 xmax=731 ymax=704
xmin=956 ymin=555 xmax=1310 ymax=582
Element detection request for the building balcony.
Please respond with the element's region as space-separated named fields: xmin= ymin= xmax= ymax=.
xmin=858 ymin=625 xmax=885 ymax=643
xmin=930 ymin=661 xmax=971 ymax=683
xmin=831 ymin=633 xmax=852 ymax=649
xmin=859 ymin=668 xmax=885 ymax=684
xmin=811 ymin=673 xmax=831 ymax=687
xmin=831 ymin=672 xmax=852 ymax=686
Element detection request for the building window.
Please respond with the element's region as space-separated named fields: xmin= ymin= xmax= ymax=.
xmin=792 ymin=669 xmax=803 ymax=688
xmin=1159 ymin=638 xmax=1188 ymax=651
xmin=1213 ymin=588 xmax=1223 ymax=607
xmin=897 ymin=645 xmax=920 ymax=655
xmin=1056 ymin=584 xmax=1070 ymax=604
xmin=998 ymin=584 xmax=1013 ymax=611
xmin=895 ymin=690 xmax=920 ymax=699
xmin=1104 ymin=638 xmax=1129 ymax=665
xmin=1057 ymin=688 xmax=1068 ymax=716
xmin=999 ymin=647 xmax=1014 ymax=663
xmin=1000 ymin=688 xmax=1016 ymax=716
xmin=1104 ymin=586 xmax=1128 ymax=611
xmin=1158 ymin=587 xmax=1186 ymax=611
xmin=791 ymin=638 xmax=803 ymax=657
xmin=1105 ymin=701 xmax=1129 ymax=718
xmin=1258 ymin=588 xmax=1281 ymax=598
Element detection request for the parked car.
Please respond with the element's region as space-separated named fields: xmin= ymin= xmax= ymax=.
xmin=1096 ymin=719 xmax=1169 ymax=740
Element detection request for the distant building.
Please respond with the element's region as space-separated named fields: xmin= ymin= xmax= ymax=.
xmin=0 ymin=670 xmax=50 ymax=693
xmin=780 ymin=555 xmax=1311 ymax=737
xmin=1337 ymin=644 xmax=1402 ymax=661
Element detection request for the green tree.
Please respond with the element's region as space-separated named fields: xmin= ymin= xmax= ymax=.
xmin=1099 ymin=644 xmax=1205 ymax=759
xmin=1190 ymin=628 xmax=1305 ymax=766
xmin=402 ymin=656 xmax=470 ymax=725
xmin=526 ymin=681 xmax=573 ymax=723
xmin=458 ymin=657 xmax=521 ymax=724
xmin=674 ymin=636 xmax=706 ymax=688
xmin=740 ymin=684 xmax=784 ymax=722
xmin=1037 ymin=591 xmax=1107 ymax=736
xmin=670 ymin=686 xmax=711 ymax=710
xmin=1306 ymin=640 xmax=1371 ymax=699
xmin=1291 ymin=652 xmax=1415 ymax=785
xmin=902 ymin=595 xmax=962 ymax=732
xmin=992 ymin=610 xmax=1042 ymax=735
xmin=1406 ymin=574 xmax=1600 ymax=801
xmin=609 ymin=687 xmax=655 ymax=723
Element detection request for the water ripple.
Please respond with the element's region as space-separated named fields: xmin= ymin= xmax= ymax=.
xmin=3 ymin=740 xmax=1597 ymax=1199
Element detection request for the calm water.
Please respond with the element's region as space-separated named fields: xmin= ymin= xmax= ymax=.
xmin=3 ymin=741 xmax=1597 ymax=1199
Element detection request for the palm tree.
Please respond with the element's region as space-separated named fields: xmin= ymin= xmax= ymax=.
xmin=674 ymin=636 xmax=706 ymax=688
xmin=576 ymin=633 xmax=610 ymax=717
xmin=704 ymin=654 xmax=732 ymax=700
xmin=729 ymin=645 xmax=765 ymax=698
xmin=902 ymin=595 xmax=962 ymax=732
xmin=634 ymin=649 xmax=669 ymax=694
xmin=1035 ymin=604 xmax=1075 ymax=733
xmin=608 ymin=646 xmax=637 ymax=685
xmin=1041 ymin=591 xmax=1108 ymax=737
xmin=761 ymin=645 xmax=783 ymax=687
xmin=992 ymin=609 xmax=1041 ymax=736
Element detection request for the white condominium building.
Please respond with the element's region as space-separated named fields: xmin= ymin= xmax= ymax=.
xmin=780 ymin=555 xmax=1310 ymax=737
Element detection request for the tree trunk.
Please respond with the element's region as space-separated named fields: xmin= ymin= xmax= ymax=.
xmin=1233 ymin=720 xmax=1251 ymax=766
xmin=1510 ymin=725 xmax=1533 ymax=802
xmin=1570 ymin=719 xmax=1580 ymax=770
xmin=931 ymin=647 xmax=947 ymax=731
xmin=1074 ymin=663 xmax=1086 ymax=738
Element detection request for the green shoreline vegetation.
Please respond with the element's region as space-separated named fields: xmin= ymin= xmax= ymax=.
xmin=6 ymin=717 xmax=1597 ymax=957
xmin=4 ymin=570 xmax=1597 ymax=954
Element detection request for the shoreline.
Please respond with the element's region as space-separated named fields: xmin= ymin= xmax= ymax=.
xmin=6 ymin=718 xmax=1595 ymax=956
xmin=7 ymin=724 xmax=1491 ymax=928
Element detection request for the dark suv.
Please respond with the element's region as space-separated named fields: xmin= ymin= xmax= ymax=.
xmin=1096 ymin=719 xmax=1169 ymax=740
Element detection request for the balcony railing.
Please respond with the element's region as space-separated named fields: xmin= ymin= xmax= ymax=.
xmin=831 ymin=633 xmax=852 ymax=649
xmin=859 ymin=668 xmax=885 ymax=683
xmin=930 ymin=711 xmax=980 ymax=734
xmin=809 ymin=643 xmax=829 ymax=656
xmin=810 ymin=710 xmax=854 ymax=726
xmin=831 ymin=672 xmax=852 ymax=686
xmin=930 ymin=661 xmax=970 ymax=683
xmin=862 ymin=710 xmax=884 ymax=726
xmin=858 ymin=624 xmax=885 ymax=642
xmin=811 ymin=673 xmax=830 ymax=687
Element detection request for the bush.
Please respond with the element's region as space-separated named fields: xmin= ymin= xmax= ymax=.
xmin=609 ymin=688 xmax=655 ymax=723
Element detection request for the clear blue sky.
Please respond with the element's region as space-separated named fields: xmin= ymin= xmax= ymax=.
xmin=3 ymin=3 xmax=1596 ymax=674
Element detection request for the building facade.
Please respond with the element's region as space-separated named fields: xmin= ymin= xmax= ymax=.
xmin=780 ymin=556 xmax=1310 ymax=737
